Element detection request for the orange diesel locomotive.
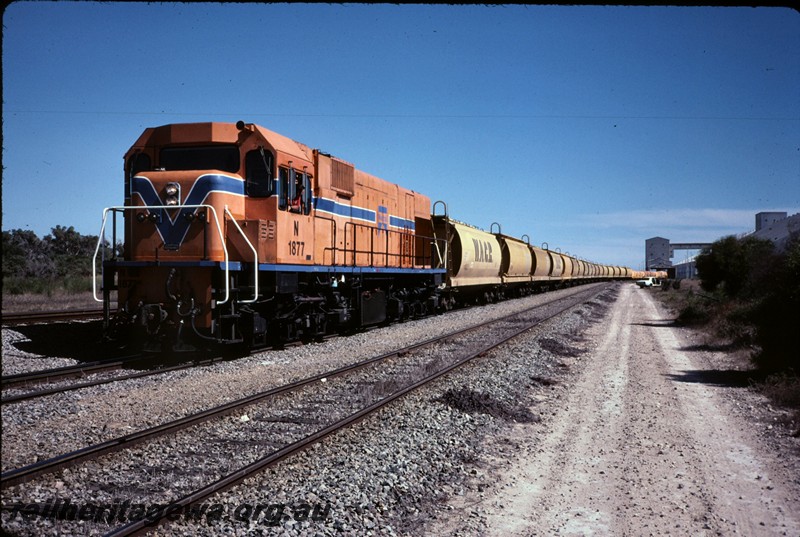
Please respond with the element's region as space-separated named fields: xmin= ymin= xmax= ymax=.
xmin=93 ymin=121 xmax=637 ymax=352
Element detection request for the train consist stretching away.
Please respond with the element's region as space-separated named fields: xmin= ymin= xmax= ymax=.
xmin=93 ymin=121 xmax=665 ymax=352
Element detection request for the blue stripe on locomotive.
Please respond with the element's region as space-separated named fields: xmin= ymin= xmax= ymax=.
xmin=131 ymin=173 xmax=244 ymax=248
xmin=107 ymin=259 xmax=445 ymax=276
xmin=314 ymin=197 xmax=415 ymax=231
xmin=313 ymin=197 xmax=376 ymax=223
xmin=389 ymin=215 xmax=415 ymax=231
xmin=131 ymin=174 xmax=416 ymax=249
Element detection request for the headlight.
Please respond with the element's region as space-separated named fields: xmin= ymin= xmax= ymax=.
xmin=165 ymin=182 xmax=180 ymax=206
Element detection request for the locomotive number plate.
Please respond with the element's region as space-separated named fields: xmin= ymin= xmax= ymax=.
xmin=288 ymin=240 xmax=305 ymax=256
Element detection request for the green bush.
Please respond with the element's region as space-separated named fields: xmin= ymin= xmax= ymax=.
xmin=2 ymin=227 xmax=115 ymax=297
xmin=675 ymin=291 xmax=713 ymax=326
xmin=757 ymin=371 xmax=800 ymax=409
xmin=2 ymin=276 xmax=57 ymax=296
xmin=696 ymin=235 xmax=776 ymax=298
xmin=62 ymin=275 xmax=94 ymax=294
xmin=694 ymin=233 xmax=800 ymax=372
xmin=749 ymin=236 xmax=800 ymax=371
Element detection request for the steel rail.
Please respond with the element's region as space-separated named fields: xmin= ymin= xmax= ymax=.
xmin=104 ymin=284 xmax=609 ymax=536
xmin=0 ymin=285 xmax=606 ymax=489
xmin=1 ymin=360 xmax=212 ymax=405
xmin=2 ymin=338 xmax=332 ymax=404
xmin=1 ymin=309 xmax=105 ymax=325
xmin=1 ymin=355 xmax=144 ymax=389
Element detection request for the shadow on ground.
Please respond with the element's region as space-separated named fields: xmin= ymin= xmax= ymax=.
xmin=630 ymin=319 xmax=678 ymax=328
xmin=6 ymin=321 xmax=111 ymax=362
xmin=666 ymin=368 xmax=769 ymax=388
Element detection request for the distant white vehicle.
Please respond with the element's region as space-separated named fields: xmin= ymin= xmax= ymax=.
xmin=636 ymin=277 xmax=662 ymax=288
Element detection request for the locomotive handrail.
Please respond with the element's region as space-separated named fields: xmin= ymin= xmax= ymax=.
xmin=224 ymin=206 xmax=258 ymax=303
xmin=432 ymin=200 xmax=448 ymax=218
xmin=92 ymin=204 xmax=231 ymax=305
xmin=430 ymin=233 xmax=446 ymax=271
xmin=339 ymin=221 xmax=443 ymax=269
xmin=314 ymin=215 xmax=338 ymax=265
xmin=344 ymin=222 xmax=412 ymax=268
xmin=430 ymin=201 xmax=449 ymax=270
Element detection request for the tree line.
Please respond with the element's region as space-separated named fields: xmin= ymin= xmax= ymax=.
xmin=694 ymin=233 xmax=800 ymax=372
xmin=2 ymin=226 xmax=118 ymax=295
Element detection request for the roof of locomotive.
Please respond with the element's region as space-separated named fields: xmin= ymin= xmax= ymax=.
xmin=126 ymin=121 xmax=315 ymax=163
xmin=251 ymin=123 xmax=315 ymax=163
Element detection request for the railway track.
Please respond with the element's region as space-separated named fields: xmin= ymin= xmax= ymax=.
xmin=1 ymin=284 xmax=610 ymax=535
xmin=1 ymin=308 xmax=105 ymax=325
xmin=1 ymin=323 xmax=329 ymax=404
xmin=1 ymin=356 xmax=143 ymax=390
xmin=0 ymin=335 xmax=328 ymax=405
xmin=0 ymin=358 xmax=228 ymax=405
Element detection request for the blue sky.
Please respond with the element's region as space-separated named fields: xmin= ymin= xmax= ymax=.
xmin=2 ymin=3 xmax=798 ymax=269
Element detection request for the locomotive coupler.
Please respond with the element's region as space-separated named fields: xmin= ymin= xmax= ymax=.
xmin=140 ymin=304 xmax=168 ymax=336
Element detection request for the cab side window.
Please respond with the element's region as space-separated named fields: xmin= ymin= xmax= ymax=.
xmin=129 ymin=152 xmax=152 ymax=174
xmin=278 ymin=167 xmax=289 ymax=210
xmin=279 ymin=166 xmax=312 ymax=215
xmin=245 ymin=148 xmax=274 ymax=197
xmin=300 ymin=172 xmax=312 ymax=215
xmin=125 ymin=152 xmax=151 ymax=198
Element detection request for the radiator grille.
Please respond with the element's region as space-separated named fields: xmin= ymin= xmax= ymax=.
xmin=331 ymin=158 xmax=354 ymax=196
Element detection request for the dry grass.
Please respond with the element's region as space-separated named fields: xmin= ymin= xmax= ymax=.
xmin=1 ymin=291 xmax=110 ymax=314
xmin=653 ymin=280 xmax=800 ymax=433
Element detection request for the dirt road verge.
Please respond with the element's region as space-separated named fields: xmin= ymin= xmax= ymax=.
xmin=427 ymin=283 xmax=800 ymax=536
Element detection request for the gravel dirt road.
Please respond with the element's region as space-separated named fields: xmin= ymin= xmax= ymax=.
xmin=429 ymin=283 xmax=800 ymax=536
